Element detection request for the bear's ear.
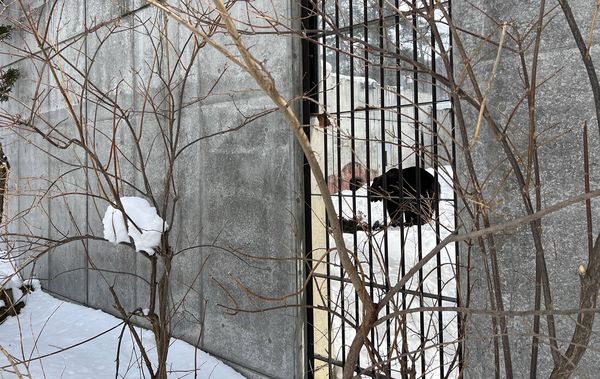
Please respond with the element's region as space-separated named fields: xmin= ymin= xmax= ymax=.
xmin=384 ymin=170 xmax=399 ymax=185
xmin=376 ymin=177 xmax=384 ymax=189
xmin=370 ymin=176 xmax=380 ymax=188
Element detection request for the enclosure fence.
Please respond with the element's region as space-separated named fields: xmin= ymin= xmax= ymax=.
xmin=302 ymin=1 xmax=461 ymax=377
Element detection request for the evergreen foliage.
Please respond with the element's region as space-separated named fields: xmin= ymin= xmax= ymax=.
xmin=0 ymin=24 xmax=19 ymax=103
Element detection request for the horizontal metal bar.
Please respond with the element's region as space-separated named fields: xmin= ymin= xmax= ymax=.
xmin=312 ymin=272 xmax=458 ymax=303
xmin=309 ymin=1 xmax=450 ymax=39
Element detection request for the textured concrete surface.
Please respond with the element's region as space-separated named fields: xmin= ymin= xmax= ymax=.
xmin=1 ymin=2 xmax=304 ymax=378
xmin=4 ymin=1 xmax=600 ymax=378
xmin=455 ymin=0 xmax=600 ymax=377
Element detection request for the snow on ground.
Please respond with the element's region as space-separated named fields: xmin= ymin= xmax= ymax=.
xmin=0 ymin=253 xmax=23 ymax=305
xmin=103 ymin=197 xmax=168 ymax=255
xmin=329 ymin=166 xmax=458 ymax=378
xmin=1 ymin=254 xmax=22 ymax=290
xmin=0 ymin=289 xmax=245 ymax=379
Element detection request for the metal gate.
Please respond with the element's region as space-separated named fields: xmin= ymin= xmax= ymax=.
xmin=302 ymin=1 xmax=460 ymax=377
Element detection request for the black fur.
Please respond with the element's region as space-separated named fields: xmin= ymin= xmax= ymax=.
xmin=349 ymin=176 xmax=365 ymax=192
xmin=340 ymin=217 xmax=370 ymax=233
xmin=369 ymin=166 xmax=440 ymax=227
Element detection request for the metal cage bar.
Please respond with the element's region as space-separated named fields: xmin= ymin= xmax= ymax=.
xmin=302 ymin=1 xmax=458 ymax=377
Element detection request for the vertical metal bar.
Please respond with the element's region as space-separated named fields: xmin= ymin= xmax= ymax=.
xmin=348 ymin=1 xmax=363 ymax=374
xmin=445 ymin=0 xmax=462 ymax=374
xmin=411 ymin=1 xmax=427 ymax=375
xmin=377 ymin=3 xmax=393 ymax=376
xmin=363 ymin=1 xmax=374 ymax=376
xmin=320 ymin=1 xmax=334 ymax=374
xmin=393 ymin=6 xmax=409 ymax=379
xmin=428 ymin=3 xmax=445 ymax=377
xmin=301 ymin=0 xmax=318 ymax=374
xmin=333 ymin=1 xmax=348 ymax=372
xmin=362 ymin=0 xmax=373 ymax=309
xmin=363 ymin=1 xmax=377 ymax=374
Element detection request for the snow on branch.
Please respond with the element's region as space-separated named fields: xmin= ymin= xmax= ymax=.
xmin=102 ymin=197 xmax=168 ymax=255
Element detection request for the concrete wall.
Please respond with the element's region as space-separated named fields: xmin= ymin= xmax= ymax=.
xmin=0 ymin=1 xmax=305 ymax=378
xmin=321 ymin=71 xmax=437 ymax=176
xmin=10 ymin=1 xmax=600 ymax=377
xmin=454 ymin=0 xmax=600 ymax=377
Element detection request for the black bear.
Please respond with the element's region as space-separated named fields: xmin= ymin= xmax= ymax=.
xmin=369 ymin=166 xmax=440 ymax=227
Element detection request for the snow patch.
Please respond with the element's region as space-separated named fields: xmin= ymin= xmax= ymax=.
xmin=0 ymin=290 xmax=245 ymax=378
xmin=329 ymin=166 xmax=458 ymax=377
xmin=0 ymin=251 xmax=22 ymax=292
xmin=24 ymin=278 xmax=42 ymax=291
xmin=103 ymin=197 xmax=168 ymax=255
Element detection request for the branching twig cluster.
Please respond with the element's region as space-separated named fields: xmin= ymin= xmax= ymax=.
xmin=1 ymin=0 xmax=600 ymax=378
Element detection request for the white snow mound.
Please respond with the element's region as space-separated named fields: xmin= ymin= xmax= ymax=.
xmin=0 ymin=251 xmax=22 ymax=292
xmin=103 ymin=197 xmax=167 ymax=255
xmin=0 ymin=251 xmax=27 ymax=305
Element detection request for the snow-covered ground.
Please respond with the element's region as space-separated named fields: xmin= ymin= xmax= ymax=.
xmin=0 ymin=200 xmax=243 ymax=379
xmin=0 ymin=287 xmax=244 ymax=379
xmin=329 ymin=166 xmax=458 ymax=378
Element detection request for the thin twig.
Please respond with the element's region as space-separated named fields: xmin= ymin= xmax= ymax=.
xmin=471 ymin=23 xmax=507 ymax=148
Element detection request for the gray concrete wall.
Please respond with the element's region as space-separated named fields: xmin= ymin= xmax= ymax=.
xmin=0 ymin=1 xmax=305 ymax=378
xmin=455 ymin=0 xmax=600 ymax=377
